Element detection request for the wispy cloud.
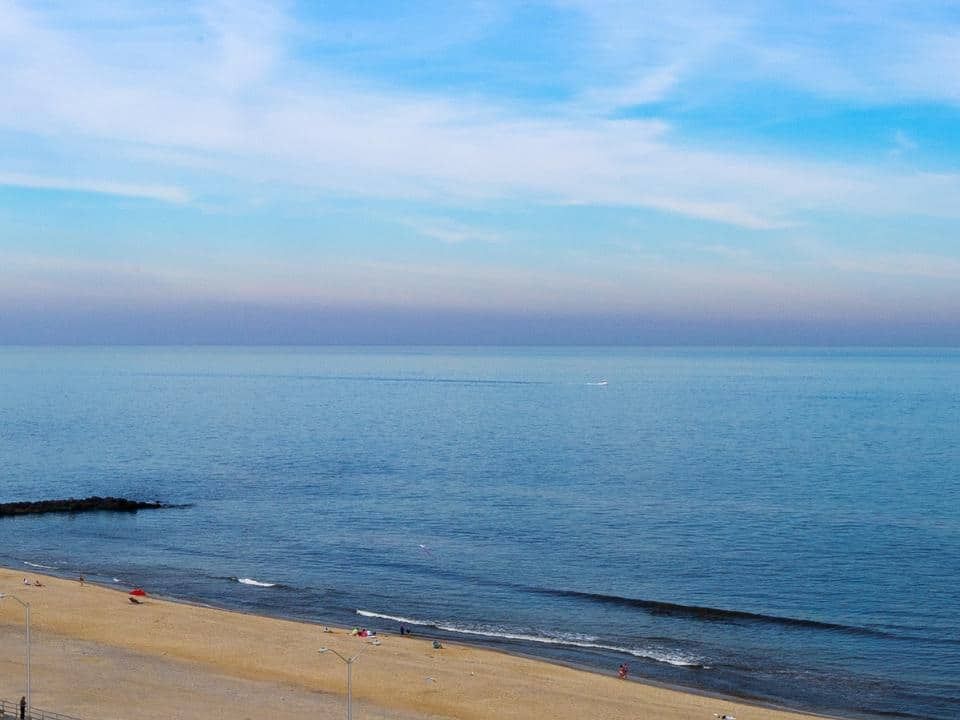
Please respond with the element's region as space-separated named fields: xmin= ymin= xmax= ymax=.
xmin=566 ymin=0 xmax=960 ymax=106
xmin=0 ymin=172 xmax=188 ymax=203
xmin=890 ymin=130 xmax=919 ymax=157
xmin=629 ymin=195 xmax=787 ymax=231
xmin=404 ymin=217 xmax=505 ymax=245
xmin=3 ymin=0 xmax=960 ymax=230
xmin=558 ymin=0 xmax=745 ymax=110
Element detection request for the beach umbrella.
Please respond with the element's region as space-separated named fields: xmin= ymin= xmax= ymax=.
xmin=129 ymin=587 xmax=147 ymax=597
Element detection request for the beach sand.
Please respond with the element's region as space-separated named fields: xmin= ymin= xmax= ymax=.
xmin=0 ymin=568 xmax=831 ymax=720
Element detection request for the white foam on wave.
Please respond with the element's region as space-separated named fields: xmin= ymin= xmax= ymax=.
xmin=439 ymin=625 xmax=701 ymax=666
xmin=357 ymin=609 xmax=430 ymax=625
xmin=237 ymin=577 xmax=276 ymax=587
xmin=24 ymin=561 xmax=55 ymax=569
xmin=439 ymin=624 xmax=596 ymax=646
xmin=355 ymin=610 xmax=703 ymax=668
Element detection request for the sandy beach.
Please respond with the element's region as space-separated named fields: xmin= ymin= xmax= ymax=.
xmin=0 ymin=567 xmax=832 ymax=720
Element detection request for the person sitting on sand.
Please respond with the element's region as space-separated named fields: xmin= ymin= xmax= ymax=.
xmin=33 ymin=579 xmax=43 ymax=587
xmin=617 ymin=663 xmax=629 ymax=679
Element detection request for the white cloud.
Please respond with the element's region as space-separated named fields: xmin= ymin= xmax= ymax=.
xmin=891 ymin=130 xmax=918 ymax=156
xmin=557 ymin=0 xmax=746 ymax=107
xmin=0 ymin=172 xmax=188 ymax=204
xmin=2 ymin=0 xmax=960 ymax=230
xmin=563 ymin=0 xmax=960 ymax=106
xmin=403 ymin=217 xmax=505 ymax=245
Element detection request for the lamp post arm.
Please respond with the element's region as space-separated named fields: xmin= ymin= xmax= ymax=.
xmin=0 ymin=594 xmax=29 ymax=610
xmin=319 ymin=644 xmax=369 ymax=664
xmin=319 ymin=647 xmax=350 ymax=664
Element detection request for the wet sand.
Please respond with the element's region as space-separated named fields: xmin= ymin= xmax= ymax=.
xmin=0 ymin=568 xmax=832 ymax=720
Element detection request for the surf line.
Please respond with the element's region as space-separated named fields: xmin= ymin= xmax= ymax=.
xmin=355 ymin=609 xmax=705 ymax=668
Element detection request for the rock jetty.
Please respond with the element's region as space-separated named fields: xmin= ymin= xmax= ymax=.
xmin=0 ymin=496 xmax=170 ymax=517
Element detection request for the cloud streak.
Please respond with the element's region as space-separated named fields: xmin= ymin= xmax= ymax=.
xmin=565 ymin=0 xmax=960 ymax=107
xmin=0 ymin=172 xmax=188 ymax=203
xmin=2 ymin=0 xmax=959 ymax=229
xmin=403 ymin=217 xmax=505 ymax=245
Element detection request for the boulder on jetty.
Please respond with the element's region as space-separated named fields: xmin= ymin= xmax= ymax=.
xmin=0 ymin=496 xmax=171 ymax=517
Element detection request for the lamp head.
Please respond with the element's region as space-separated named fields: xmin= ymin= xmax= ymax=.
xmin=318 ymin=647 xmax=329 ymax=654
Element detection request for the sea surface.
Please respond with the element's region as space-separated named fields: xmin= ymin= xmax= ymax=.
xmin=0 ymin=346 xmax=958 ymax=720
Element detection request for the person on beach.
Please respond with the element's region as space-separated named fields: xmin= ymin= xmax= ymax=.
xmin=19 ymin=696 xmax=25 ymax=720
xmin=617 ymin=663 xmax=629 ymax=679
xmin=79 ymin=575 xmax=85 ymax=586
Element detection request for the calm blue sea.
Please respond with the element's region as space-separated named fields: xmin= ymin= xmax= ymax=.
xmin=1 ymin=347 xmax=958 ymax=719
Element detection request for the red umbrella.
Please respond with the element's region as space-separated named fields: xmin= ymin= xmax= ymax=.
xmin=129 ymin=587 xmax=147 ymax=597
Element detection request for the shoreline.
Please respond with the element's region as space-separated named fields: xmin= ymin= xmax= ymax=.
xmin=0 ymin=565 xmax=840 ymax=720
xmin=35 ymin=570 xmax=834 ymax=718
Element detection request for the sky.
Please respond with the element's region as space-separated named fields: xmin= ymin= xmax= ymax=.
xmin=2 ymin=0 xmax=960 ymax=345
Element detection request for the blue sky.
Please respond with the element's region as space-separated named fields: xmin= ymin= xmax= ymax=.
xmin=2 ymin=0 xmax=960 ymax=344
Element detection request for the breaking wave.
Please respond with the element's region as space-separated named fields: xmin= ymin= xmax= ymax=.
xmin=534 ymin=588 xmax=893 ymax=638
xmin=233 ymin=577 xmax=279 ymax=588
xmin=356 ymin=609 xmax=705 ymax=668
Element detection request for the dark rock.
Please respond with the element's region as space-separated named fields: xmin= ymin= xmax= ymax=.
xmin=0 ymin=496 xmax=173 ymax=517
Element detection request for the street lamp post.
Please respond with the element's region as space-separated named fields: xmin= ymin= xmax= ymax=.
xmin=0 ymin=593 xmax=31 ymax=719
xmin=318 ymin=644 xmax=370 ymax=720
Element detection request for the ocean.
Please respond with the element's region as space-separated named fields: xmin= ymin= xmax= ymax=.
xmin=0 ymin=346 xmax=957 ymax=719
